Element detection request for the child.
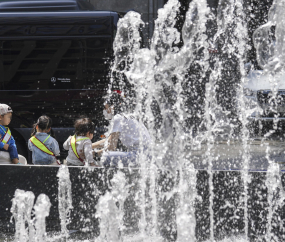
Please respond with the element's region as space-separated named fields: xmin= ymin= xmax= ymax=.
xmin=28 ymin=116 xmax=60 ymax=165
xmin=63 ymin=118 xmax=100 ymax=166
xmin=0 ymin=104 xmax=21 ymax=164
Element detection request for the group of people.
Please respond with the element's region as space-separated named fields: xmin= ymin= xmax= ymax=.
xmin=0 ymin=92 xmax=152 ymax=167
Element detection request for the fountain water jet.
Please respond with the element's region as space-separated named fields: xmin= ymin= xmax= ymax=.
xmin=110 ymin=0 xmax=246 ymax=240
xmin=10 ymin=189 xmax=35 ymax=242
xmin=10 ymin=190 xmax=51 ymax=242
xmin=6 ymin=0 xmax=285 ymax=241
xmin=253 ymin=0 xmax=285 ymax=240
xmin=57 ymin=165 xmax=73 ymax=238
xmin=33 ymin=194 xmax=51 ymax=242
xmin=95 ymin=170 xmax=129 ymax=241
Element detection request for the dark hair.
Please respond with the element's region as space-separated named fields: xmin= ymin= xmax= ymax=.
xmin=31 ymin=115 xmax=55 ymax=138
xmin=74 ymin=118 xmax=95 ymax=136
xmin=103 ymin=92 xmax=126 ymax=115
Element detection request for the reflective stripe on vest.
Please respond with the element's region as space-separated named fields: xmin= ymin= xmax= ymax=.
xmin=30 ymin=136 xmax=55 ymax=156
xmin=70 ymin=135 xmax=89 ymax=164
xmin=0 ymin=126 xmax=11 ymax=144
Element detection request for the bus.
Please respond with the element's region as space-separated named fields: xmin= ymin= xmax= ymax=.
xmin=0 ymin=0 xmax=119 ymax=163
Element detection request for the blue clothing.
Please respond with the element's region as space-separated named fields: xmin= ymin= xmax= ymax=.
xmin=28 ymin=132 xmax=60 ymax=165
xmin=102 ymin=150 xmax=139 ymax=167
xmin=0 ymin=125 xmax=18 ymax=161
xmin=7 ymin=145 xmax=19 ymax=160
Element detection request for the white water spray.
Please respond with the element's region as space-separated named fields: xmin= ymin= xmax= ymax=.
xmin=33 ymin=194 xmax=51 ymax=242
xmin=95 ymin=170 xmax=129 ymax=241
xmin=57 ymin=165 xmax=73 ymax=238
xmin=10 ymin=189 xmax=35 ymax=242
xmin=10 ymin=189 xmax=51 ymax=242
xmin=253 ymin=1 xmax=285 ymax=240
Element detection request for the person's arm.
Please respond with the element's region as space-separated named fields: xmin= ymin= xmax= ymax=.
xmin=52 ymin=139 xmax=60 ymax=157
xmin=92 ymin=138 xmax=106 ymax=149
xmin=0 ymin=142 xmax=9 ymax=150
xmin=84 ymin=141 xmax=101 ymax=166
xmin=9 ymin=135 xmax=15 ymax=145
xmin=63 ymin=136 xmax=71 ymax=150
xmin=28 ymin=139 xmax=32 ymax=151
xmin=96 ymin=132 xmax=119 ymax=156
xmin=94 ymin=114 xmax=121 ymax=156
xmin=107 ymin=132 xmax=119 ymax=151
xmin=0 ymin=128 xmax=6 ymax=149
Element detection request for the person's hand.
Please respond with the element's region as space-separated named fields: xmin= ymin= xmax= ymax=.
xmin=3 ymin=144 xmax=9 ymax=150
xmin=11 ymin=158 xmax=19 ymax=164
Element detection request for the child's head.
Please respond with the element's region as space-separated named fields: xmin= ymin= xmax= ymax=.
xmin=74 ymin=118 xmax=95 ymax=139
xmin=0 ymin=104 xmax=13 ymax=126
xmin=31 ymin=115 xmax=55 ymax=137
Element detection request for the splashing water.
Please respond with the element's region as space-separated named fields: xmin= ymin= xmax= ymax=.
xmin=109 ymin=0 xmax=285 ymax=240
xmin=57 ymin=165 xmax=73 ymax=238
xmin=253 ymin=1 xmax=285 ymax=240
xmin=176 ymin=163 xmax=197 ymax=241
xmin=9 ymin=167 xmax=72 ymax=242
xmin=10 ymin=189 xmax=35 ymax=242
xmin=95 ymin=170 xmax=129 ymax=241
xmin=112 ymin=0 xmax=249 ymax=239
xmin=10 ymin=190 xmax=51 ymax=242
xmin=253 ymin=0 xmax=285 ymax=74
xmin=33 ymin=194 xmax=51 ymax=242
xmin=7 ymin=0 xmax=285 ymax=241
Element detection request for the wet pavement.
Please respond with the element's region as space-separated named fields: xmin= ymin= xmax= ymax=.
xmin=187 ymin=136 xmax=285 ymax=171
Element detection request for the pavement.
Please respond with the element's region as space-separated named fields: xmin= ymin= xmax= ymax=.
xmin=186 ymin=137 xmax=285 ymax=171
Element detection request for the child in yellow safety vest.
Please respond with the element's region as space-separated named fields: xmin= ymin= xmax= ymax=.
xmin=63 ymin=118 xmax=100 ymax=166
xmin=0 ymin=104 xmax=21 ymax=164
xmin=28 ymin=116 xmax=60 ymax=165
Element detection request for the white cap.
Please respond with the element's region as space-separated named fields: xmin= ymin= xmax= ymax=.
xmin=0 ymin=104 xmax=13 ymax=116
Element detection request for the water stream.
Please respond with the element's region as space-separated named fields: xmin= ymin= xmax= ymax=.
xmin=109 ymin=0 xmax=285 ymax=240
xmin=6 ymin=0 xmax=285 ymax=241
xmin=10 ymin=190 xmax=51 ymax=242
xmin=57 ymin=165 xmax=73 ymax=239
xmin=10 ymin=189 xmax=35 ymax=242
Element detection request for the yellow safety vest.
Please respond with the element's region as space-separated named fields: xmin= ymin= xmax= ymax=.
xmin=30 ymin=135 xmax=55 ymax=156
xmin=0 ymin=126 xmax=11 ymax=144
xmin=70 ymin=135 xmax=89 ymax=164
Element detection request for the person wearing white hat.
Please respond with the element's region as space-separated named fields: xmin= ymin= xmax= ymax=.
xmin=0 ymin=104 xmax=27 ymax=165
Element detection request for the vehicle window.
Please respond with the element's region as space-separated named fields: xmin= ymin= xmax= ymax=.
xmin=1 ymin=39 xmax=84 ymax=90
xmin=0 ymin=37 xmax=113 ymax=90
xmin=85 ymin=38 xmax=112 ymax=88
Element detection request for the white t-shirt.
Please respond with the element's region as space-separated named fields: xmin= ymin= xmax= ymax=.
xmin=110 ymin=114 xmax=151 ymax=149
